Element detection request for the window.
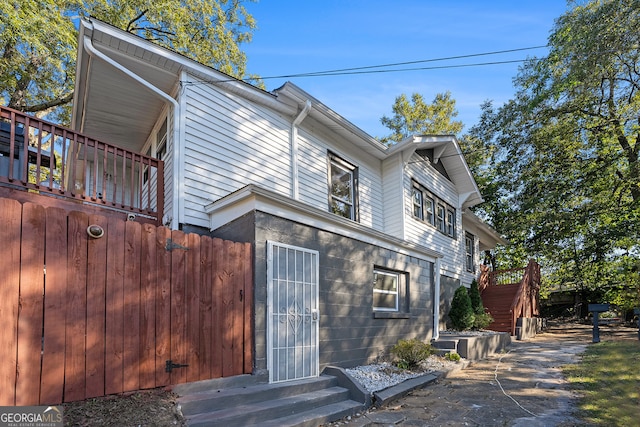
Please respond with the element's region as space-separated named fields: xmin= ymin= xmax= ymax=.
xmin=424 ymin=196 xmax=435 ymax=225
xmin=373 ymin=269 xmax=399 ymax=311
xmin=328 ymin=153 xmax=358 ymax=221
xmin=412 ymin=187 xmax=423 ymax=220
xmin=446 ymin=208 xmax=456 ymax=238
xmin=465 ymin=233 xmax=475 ymax=272
xmin=411 ymin=181 xmax=456 ymax=238
xmin=436 ymin=204 xmax=446 ymax=233
xmin=156 ymin=117 xmax=167 ymax=160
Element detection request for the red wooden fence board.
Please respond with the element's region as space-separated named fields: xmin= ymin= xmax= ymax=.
xmin=170 ymin=230 xmax=188 ymax=385
xmin=186 ymin=233 xmax=201 ymax=383
xmin=199 ymin=236 xmax=213 ymax=381
xmin=139 ymin=223 xmax=157 ymax=390
xmin=105 ymin=216 xmax=125 ymax=395
xmin=211 ymin=238 xmax=223 ymax=379
xmin=0 ymin=199 xmax=21 ymax=405
xmin=242 ymin=243 xmax=253 ymax=374
xmin=40 ymin=207 xmax=68 ymax=404
xmin=16 ymin=203 xmax=46 ymax=405
xmin=65 ymin=211 xmax=89 ymax=402
xmin=231 ymin=242 xmax=243 ymax=375
xmin=86 ymin=214 xmax=108 ymax=398
xmin=0 ymin=197 xmax=253 ymax=405
xmin=155 ymin=226 xmax=172 ymax=387
xmin=123 ymin=221 xmax=141 ymax=392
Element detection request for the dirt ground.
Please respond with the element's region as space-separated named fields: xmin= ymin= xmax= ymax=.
xmin=337 ymin=321 xmax=638 ymax=427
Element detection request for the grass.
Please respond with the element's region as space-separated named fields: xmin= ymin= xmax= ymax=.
xmin=563 ymin=340 xmax=640 ymax=426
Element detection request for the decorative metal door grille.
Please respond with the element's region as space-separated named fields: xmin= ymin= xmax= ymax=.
xmin=267 ymin=242 xmax=319 ymax=383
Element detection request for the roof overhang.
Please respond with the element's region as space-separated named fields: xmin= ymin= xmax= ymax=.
xmin=72 ymin=18 xmax=295 ymax=152
xmin=462 ymin=208 xmax=508 ymax=250
xmin=388 ymin=135 xmax=484 ymax=208
xmin=205 ymin=184 xmax=443 ymax=261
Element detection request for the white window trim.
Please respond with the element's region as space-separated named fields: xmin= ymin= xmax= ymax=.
xmin=373 ymin=269 xmax=400 ymax=312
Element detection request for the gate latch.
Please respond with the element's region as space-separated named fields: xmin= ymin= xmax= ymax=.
xmin=165 ymin=360 xmax=189 ymax=373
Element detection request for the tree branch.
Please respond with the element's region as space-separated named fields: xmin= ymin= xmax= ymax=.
xmin=24 ymin=91 xmax=74 ymax=113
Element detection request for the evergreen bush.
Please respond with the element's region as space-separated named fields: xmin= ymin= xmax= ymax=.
xmin=468 ymin=279 xmax=493 ymax=329
xmin=390 ymin=338 xmax=434 ymax=369
xmin=449 ymin=286 xmax=475 ymax=330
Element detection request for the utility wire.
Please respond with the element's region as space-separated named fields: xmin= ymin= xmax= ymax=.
xmin=180 ymin=45 xmax=548 ymax=85
xmin=271 ymin=45 xmax=547 ymax=78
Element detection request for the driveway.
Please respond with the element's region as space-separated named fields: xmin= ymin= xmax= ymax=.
xmin=339 ymin=322 xmax=636 ymax=427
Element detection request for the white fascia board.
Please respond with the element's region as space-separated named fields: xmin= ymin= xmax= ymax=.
xmin=205 ymin=185 xmax=443 ymax=261
xmin=82 ymin=18 xmax=296 ymax=117
xmin=462 ymin=208 xmax=508 ymax=247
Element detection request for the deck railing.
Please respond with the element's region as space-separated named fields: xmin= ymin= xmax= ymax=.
xmin=0 ymin=106 xmax=163 ymax=221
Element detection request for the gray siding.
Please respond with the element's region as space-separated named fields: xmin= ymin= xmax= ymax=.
xmin=212 ymin=211 xmax=435 ymax=373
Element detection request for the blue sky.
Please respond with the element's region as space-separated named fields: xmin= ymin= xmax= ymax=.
xmin=242 ymin=1 xmax=571 ymax=138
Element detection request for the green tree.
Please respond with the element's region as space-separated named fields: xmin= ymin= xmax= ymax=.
xmin=469 ymin=0 xmax=640 ymax=310
xmin=1 ymin=0 xmax=257 ymax=122
xmin=379 ymin=91 xmax=464 ymax=145
xmin=448 ymin=286 xmax=475 ymax=331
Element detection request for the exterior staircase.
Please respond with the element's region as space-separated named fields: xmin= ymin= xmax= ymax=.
xmin=481 ymin=283 xmax=520 ymax=333
xmin=174 ymin=372 xmax=366 ymax=427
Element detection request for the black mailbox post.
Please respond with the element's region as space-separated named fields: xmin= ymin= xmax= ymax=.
xmin=634 ymin=308 xmax=640 ymax=341
xmin=588 ymin=304 xmax=610 ymax=343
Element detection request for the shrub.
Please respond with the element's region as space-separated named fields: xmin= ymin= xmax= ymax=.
xmin=444 ymin=352 xmax=461 ymax=362
xmin=468 ymin=279 xmax=483 ymax=315
xmin=390 ymin=338 xmax=434 ymax=369
xmin=468 ymin=279 xmax=493 ymax=330
xmin=473 ymin=311 xmax=494 ymax=330
xmin=449 ymin=286 xmax=475 ymax=330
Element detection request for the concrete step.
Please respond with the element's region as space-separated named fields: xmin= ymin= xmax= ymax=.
xmin=258 ymin=399 xmax=364 ymax=427
xmin=184 ymin=386 xmax=354 ymax=427
xmin=178 ymin=374 xmax=364 ymax=427
xmin=179 ymin=375 xmax=338 ymax=416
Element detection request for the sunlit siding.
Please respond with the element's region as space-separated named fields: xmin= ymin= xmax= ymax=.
xmin=403 ymin=152 xmax=465 ymax=278
xmin=381 ymin=156 xmax=404 ymax=238
xmin=296 ymin=122 xmax=384 ymax=231
xmin=181 ymin=76 xmax=291 ymax=228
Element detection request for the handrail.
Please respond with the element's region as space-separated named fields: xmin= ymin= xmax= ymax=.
xmin=0 ymin=106 xmax=164 ymax=221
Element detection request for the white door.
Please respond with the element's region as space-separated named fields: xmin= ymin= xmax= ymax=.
xmin=267 ymin=242 xmax=319 ymax=383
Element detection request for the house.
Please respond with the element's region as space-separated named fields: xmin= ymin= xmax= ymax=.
xmin=6 ymin=17 xmax=505 ymax=388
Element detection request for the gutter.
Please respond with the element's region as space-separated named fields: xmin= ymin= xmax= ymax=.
xmin=290 ymin=100 xmax=312 ymax=199
xmin=433 ymin=258 xmax=442 ymax=341
xmin=82 ymin=31 xmax=181 ymax=230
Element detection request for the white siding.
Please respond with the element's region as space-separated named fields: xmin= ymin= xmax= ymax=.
xmin=296 ymin=120 xmax=384 ymax=231
xmin=403 ymin=152 xmax=465 ymax=279
xmin=381 ymin=156 xmax=405 ymax=238
xmin=182 ymin=76 xmax=291 ymax=228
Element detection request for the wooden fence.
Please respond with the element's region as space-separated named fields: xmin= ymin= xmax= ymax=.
xmin=0 ymin=197 xmax=253 ymax=406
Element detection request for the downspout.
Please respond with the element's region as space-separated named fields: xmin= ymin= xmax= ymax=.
xmin=290 ymin=100 xmax=312 ymax=200
xmin=82 ymin=34 xmax=181 ymax=230
xmin=433 ymin=257 xmax=442 ymax=341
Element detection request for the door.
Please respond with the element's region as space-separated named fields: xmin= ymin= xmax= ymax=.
xmin=267 ymin=242 xmax=319 ymax=383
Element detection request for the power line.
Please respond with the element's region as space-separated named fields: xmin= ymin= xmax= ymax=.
xmin=181 ymin=45 xmax=548 ymax=85
xmin=274 ymin=45 xmax=547 ymax=78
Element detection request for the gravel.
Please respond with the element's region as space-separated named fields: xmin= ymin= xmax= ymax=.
xmin=345 ymin=355 xmax=461 ymax=393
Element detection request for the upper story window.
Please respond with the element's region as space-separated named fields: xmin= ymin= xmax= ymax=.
xmin=412 ymin=181 xmax=456 ymax=239
xmin=465 ymin=233 xmax=475 ymax=272
xmin=328 ymin=153 xmax=358 ymax=221
xmin=156 ymin=117 xmax=168 ymax=160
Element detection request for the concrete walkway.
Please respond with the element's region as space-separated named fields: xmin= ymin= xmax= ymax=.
xmin=330 ymin=322 xmax=636 ymax=427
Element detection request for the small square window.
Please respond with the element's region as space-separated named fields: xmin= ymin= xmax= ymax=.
xmin=373 ymin=269 xmax=399 ymax=311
